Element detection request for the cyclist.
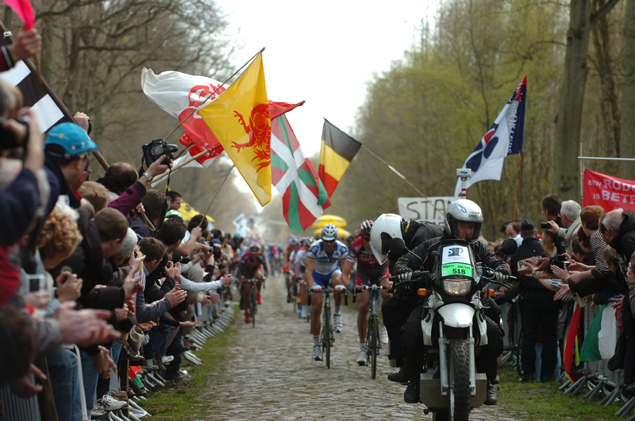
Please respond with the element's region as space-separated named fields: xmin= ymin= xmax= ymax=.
xmin=283 ymin=238 xmax=299 ymax=302
xmin=237 ymin=243 xmax=268 ymax=323
xmin=305 ymin=224 xmax=349 ymax=360
xmin=341 ymin=220 xmax=391 ymax=365
xmin=294 ymin=237 xmax=312 ymax=318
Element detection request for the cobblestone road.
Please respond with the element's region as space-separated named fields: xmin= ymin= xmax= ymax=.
xmin=203 ymin=275 xmax=520 ymax=420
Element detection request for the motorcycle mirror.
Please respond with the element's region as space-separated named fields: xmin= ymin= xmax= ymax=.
xmin=499 ymin=238 xmax=518 ymax=256
xmin=388 ymin=237 xmax=409 ymax=257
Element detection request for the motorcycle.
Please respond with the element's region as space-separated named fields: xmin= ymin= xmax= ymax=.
xmin=390 ymin=237 xmax=516 ymax=421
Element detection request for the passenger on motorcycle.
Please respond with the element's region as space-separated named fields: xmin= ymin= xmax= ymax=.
xmin=369 ymin=213 xmax=443 ymax=382
xmin=237 ymin=244 xmax=268 ymax=323
xmin=341 ymin=220 xmax=391 ymax=365
xmin=393 ymin=199 xmax=509 ymax=406
xmin=305 ymin=224 xmax=349 ymax=361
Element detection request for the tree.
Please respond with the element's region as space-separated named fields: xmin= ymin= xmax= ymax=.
xmin=554 ymin=0 xmax=620 ymax=200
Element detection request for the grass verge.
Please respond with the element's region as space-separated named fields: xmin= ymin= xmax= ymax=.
xmin=497 ymin=366 xmax=623 ymax=420
xmin=139 ymin=324 xmax=234 ymax=421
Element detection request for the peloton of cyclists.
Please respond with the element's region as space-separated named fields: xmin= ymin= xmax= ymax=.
xmin=304 ymin=224 xmax=349 ymax=361
xmin=282 ymin=238 xmax=299 ymax=303
xmin=237 ymin=243 xmax=268 ymax=323
xmin=340 ymin=220 xmax=391 ymax=365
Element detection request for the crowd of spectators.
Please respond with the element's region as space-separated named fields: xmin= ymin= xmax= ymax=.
xmin=0 ymin=29 xmax=248 ymax=421
xmin=483 ymin=193 xmax=635 ymax=390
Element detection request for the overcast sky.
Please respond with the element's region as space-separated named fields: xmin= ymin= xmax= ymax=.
xmin=214 ymin=0 xmax=437 ymax=196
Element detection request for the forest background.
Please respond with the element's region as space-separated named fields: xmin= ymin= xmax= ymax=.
xmin=6 ymin=0 xmax=634 ymax=241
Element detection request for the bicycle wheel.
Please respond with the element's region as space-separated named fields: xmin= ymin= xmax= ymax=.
xmin=323 ymin=304 xmax=331 ymax=368
xmin=250 ymin=284 xmax=256 ymax=328
xmin=368 ymin=315 xmax=379 ymax=379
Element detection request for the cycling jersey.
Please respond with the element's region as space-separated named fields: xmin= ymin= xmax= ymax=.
xmin=294 ymin=246 xmax=308 ymax=275
xmin=347 ymin=236 xmax=389 ymax=286
xmin=307 ymin=239 xmax=349 ymax=275
xmin=238 ymin=251 xmax=266 ymax=277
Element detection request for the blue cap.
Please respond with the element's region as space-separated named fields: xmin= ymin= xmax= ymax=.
xmin=45 ymin=123 xmax=98 ymax=159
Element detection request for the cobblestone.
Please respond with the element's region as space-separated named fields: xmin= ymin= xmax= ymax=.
xmin=202 ymin=275 xmax=520 ymax=420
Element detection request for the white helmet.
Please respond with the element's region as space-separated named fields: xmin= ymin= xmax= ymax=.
xmin=370 ymin=213 xmax=404 ymax=264
xmin=321 ymin=223 xmax=339 ymax=241
xmin=445 ymin=199 xmax=483 ymax=243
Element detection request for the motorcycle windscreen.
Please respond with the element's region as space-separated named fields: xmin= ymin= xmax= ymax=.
xmin=439 ymin=245 xmax=473 ymax=278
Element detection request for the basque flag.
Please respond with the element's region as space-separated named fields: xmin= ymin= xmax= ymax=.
xmin=454 ymin=76 xmax=527 ymax=196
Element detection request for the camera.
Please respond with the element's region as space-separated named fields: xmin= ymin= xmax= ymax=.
xmin=0 ymin=117 xmax=29 ymax=152
xmin=213 ymin=244 xmax=222 ymax=260
xmin=540 ymin=222 xmax=550 ymax=230
xmin=549 ymin=254 xmax=567 ymax=270
xmin=142 ymin=139 xmax=178 ymax=166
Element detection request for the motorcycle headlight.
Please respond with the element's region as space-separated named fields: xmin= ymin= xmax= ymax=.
xmin=443 ymin=279 xmax=472 ymax=295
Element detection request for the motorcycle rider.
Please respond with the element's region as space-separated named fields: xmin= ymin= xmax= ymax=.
xmin=393 ymin=199 xmax=509 ymax=406
xmin=370 ymin=213 xmax=443 ymax=382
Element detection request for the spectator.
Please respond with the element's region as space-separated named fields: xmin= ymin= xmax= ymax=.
xmin=510 ymin=220 xmax=558 ymax=383
xmin=541 ymin=194 xmax=565 ymax=254
xmin=133 ymin=189 xmax=167 ymax=237
xmin=545 ymin=200 xmax=582 ymax=256
xmin=167 ymin=190 xmax=182 ymax=211
xmin=500 ymin=220 xmax=522 ymax=247
xmin=44 ymin=123 xmax=98 ymax=214
xmin=600 ymin=208 xmax=635 ymax=276
xmin=78 ymin=181 xmax=111 ymax=213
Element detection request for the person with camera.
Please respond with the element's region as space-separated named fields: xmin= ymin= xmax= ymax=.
xmin=393 ymin=200 xmax=508 ymax=405
xmin=543 ymin=200 xmax=582 ymax=256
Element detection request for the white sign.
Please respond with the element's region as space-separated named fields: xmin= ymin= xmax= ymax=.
xmin=441 ymin=245 xmax=470 ymax=265
xmin=397 ymin=197 xmax=458 ymax=225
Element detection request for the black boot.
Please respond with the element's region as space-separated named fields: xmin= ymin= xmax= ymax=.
xmin=484 ymin=382 xmax=498 ymax=405
xmin=519 ymin=373 xmax=533 ymax=383
xmin=388 ymin=368 xmax=408 ymax=384
xmin=404 ymin=380 xmax=420 ymax=403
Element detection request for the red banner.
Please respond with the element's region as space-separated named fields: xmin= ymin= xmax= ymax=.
xmin=583 ymin=169 xmax=635 ymax=211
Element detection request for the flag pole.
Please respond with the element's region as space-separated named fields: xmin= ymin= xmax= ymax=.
xmin=199 ymin=164 xmax=236 ymax=227
xmin=163 ymin=47 xmax=266 ymax=142
xmin=0 ymin=20 xmax=110 ymax=171
xmin=150 ymin=149 xmax=211 ymax=184
xmin=360 ymin=145 xmax=445 ymax=215
xmin=512 ymin=153 xmax=523 ymax=220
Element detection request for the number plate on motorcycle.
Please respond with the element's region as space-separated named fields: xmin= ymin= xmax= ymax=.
xmin=441 ymin=246 xmax=472 ymax=277
xmin=441 ymin=263 xmax=473 ymax=277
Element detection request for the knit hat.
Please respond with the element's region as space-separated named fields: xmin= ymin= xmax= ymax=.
xmin=520 ymin=219 xmax=535 ymax=231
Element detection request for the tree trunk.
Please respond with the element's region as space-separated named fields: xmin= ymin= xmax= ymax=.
xmin=621 ymin=0 xmax=635 ymax=179
xmin=556 ymin=0 xmax=593 ymax=200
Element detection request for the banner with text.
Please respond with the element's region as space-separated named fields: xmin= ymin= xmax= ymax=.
xmin=397 ymin=197 xmax=458 ymax=225
xmin=583 ymin=169 xmax=635 ymax=212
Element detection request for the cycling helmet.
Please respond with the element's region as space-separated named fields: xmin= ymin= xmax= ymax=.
xmin=370 ymin=214 xmax=404 ymax=264
xmin=445 ymin=199 xmax=483 ymax=243
xmin=359 ymin=220 xmax=373 ymax=238
xmin=321 ymin=223 xmax=339 ymax=241
xmin=249 ymin=244 xmax=260 ymax=252
xmin=289 ymin=237 xmax=299 ymax=246
xmin=301 ymin=237 xmax=313 ymax=247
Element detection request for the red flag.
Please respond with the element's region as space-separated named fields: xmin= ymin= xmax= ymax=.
xmin=3 ymin=0 xmax=35 ymax=30
xmin=583 ymin=169 xmax=635 ymax=212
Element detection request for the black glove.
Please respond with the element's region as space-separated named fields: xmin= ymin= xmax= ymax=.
xmin=394 ymin=266 xmax=413 ymax=282
xmin=346 ymin=283 xmax=355 ymax=293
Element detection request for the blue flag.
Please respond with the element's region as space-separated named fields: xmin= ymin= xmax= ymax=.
xmin=454 ymin=76 xmax=527 ymax=196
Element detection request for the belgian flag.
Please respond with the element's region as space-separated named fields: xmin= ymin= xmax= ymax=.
xmin=318 ymin=119 xmax=361 ymax=199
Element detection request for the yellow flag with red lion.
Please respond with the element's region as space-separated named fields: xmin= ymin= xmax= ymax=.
xmin=198 ymin=53 xmax=272 ymax=206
